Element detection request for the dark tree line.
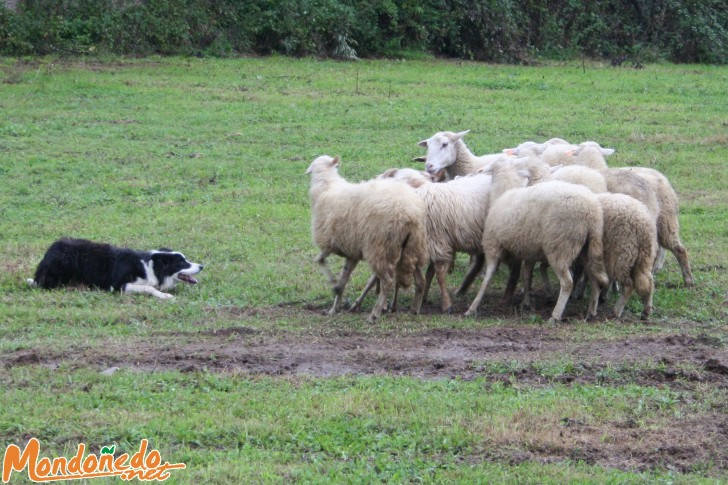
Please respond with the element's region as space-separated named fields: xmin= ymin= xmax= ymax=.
xmin=1 ymin=0 xmax=726 ymax=63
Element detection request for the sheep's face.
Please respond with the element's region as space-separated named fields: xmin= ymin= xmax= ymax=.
xmin=418 ymin=131 xmax=468 ymax=175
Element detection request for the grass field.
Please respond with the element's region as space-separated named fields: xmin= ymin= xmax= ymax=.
xmin=1 ymin=56 xmax=727 ymax=483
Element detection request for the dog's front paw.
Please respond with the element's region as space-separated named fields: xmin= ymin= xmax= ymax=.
xmin=158 ymin=292 xmax=175 ymax=300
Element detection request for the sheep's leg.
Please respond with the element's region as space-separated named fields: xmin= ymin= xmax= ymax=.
xmin=659 ymin=228 xmax=693 ymax=286
xmin=464 ymin=260 xmax=499 ymax=317
xmin=391 ymin=283 xmax=399 ymax=312
xmin=613 ymin=285 xmax=634 ymax=319
xmin=671 ymin=244 xmax=694 ymax=287
xmin=455 ymin=253 xmax=485 ymax=296
xmin=538 ymin=262 xmax=553 ymax=295
xmin=635 ymin=270 xmax=654 ymax=321
xmin=548 ymin=264 xmax=574 ymax=324
xmin=599 ymin=282 xmax=611 ymax=304
xmin=586 ymin=276 xmax=601 ymax=319
xmin=434 ymin=261 xmax=453 ymax=314
xmin=351 ymin=274 xmax=378 ymax=313
xmin=521 ymin=260 xmax=536 ymax=309
xmin=501 ymin=259 xmax=521 ymax=304
xmin=571 ymin=261 xmax=586 ymax=300
xmin=653 ymin=246 xmax=667 ymax=273
xmin=369 ymin=269 xmax=394 ymax=323
xmin=409 ymin=266 xmax=425 ymax=315
xmin=329 ymin=258 xmax=359 ymax=316
xmin=639 ymin=286 xmax=653 ymax=321
xmin=423 ymin=262 xmax=435 ymax=304
xmin=314 ymin=250 xmax=336 ymax=286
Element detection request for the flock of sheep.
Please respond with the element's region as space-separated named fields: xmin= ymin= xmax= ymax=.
xmin=306 ymin=130 xmax=693 ymax=324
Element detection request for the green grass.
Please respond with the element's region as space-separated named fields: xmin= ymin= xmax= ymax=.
xmin=0 ymin=56 xmax=726 ymax=482
xmin=0 ymin=367 xmax=712 ymax=483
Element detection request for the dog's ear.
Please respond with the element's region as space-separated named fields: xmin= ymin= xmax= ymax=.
xmin=158 ymin=247 xmax=174 ymax=252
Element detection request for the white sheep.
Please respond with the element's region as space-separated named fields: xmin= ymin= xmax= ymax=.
xmin=544 ymin=141 xmax=614 ymax=170
xmin=417 ymin=130 xmax=506 ymax=178
xmin=350 ymin=168 xmax=435 ymax=312
xmin=594 ymin=193 xmax=657 ymax=319
xmin=617 ymin=166 xmax=693 ymax=286
xmin=508 ymin=157 xmax=606 ymax=302
xmin=306 ymin=155 xmax=428 ymax=322
xmin=373 ymin=168 xmax=512 ymax=313
xmin=514 ymin=156 xmax=608 ymax=194
xmin=502 ymin=138 xmax=572 ymax=158
xmin=376 ymin=167 xmax=434 ymax=187
xmin=465 ymin=160 xmax=609 ymax=323
xmin=567 ymin=146 xmax=693 ymax=286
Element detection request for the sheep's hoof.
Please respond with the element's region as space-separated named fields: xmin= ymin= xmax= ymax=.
xmin=464 ymin=309 xmax=476 ymax=318
xmin=640 ymin=312 xmax=651 ymax=321
xmin=442 ymin=306 xmax=453 ymax=315
xmin=546 ymin=317 xmax=560 ymax=325
xmin=366 ymin=315 xmax=378 ymax=324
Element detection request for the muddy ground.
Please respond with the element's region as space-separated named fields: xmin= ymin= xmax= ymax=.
xmin=3 ymin=303 xmax=727 ymax=476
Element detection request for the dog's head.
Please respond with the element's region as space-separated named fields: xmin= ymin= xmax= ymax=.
xmin=151 ymin=250 xmax=204 ymax=291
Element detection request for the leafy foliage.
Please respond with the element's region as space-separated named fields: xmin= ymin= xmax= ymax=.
xmin=1 ymin=0 xmax=726 ymax=63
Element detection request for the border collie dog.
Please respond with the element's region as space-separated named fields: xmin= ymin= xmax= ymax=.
xmin=28 ymin=238 xmax=203 ymax=299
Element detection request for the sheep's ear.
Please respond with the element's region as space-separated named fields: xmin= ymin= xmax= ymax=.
xmin=565 ymin=149 xmax=576 ymax=157
xmin=453 ymin=130 xmax=470 ymax=140
xmin=412 ymin=155 xmax=426 ymax=162
xmin=417 ymin=139 xmax=428 ymax=147
xmin=479 ymin=160 xmax=496 ymax=174
xmin=479 ymin=163 xmax=495 ymax=175
xmin=331 ymin=156 xmax=340 ymax=167
xmin=502 ymin=148 xmax=515 ymax=155
xmin=516 ymin=169 xmax=531 ymax=183
xmin=600 ymin=148 xmax=616 ymax=156
xmin=379 ymin=168 xmax=398 ymax=178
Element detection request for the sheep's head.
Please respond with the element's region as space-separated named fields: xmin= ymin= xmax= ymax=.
xmin=377 ymin=168 xmax=433 ymax=188
xmin=578 ymin=141 xmax=615 ymax=157
xmin=306 ymin=155 xmax=340 ymax=176
xmin=503 ymin=141 xmax=546 ymax=157
xmin=417 ymin=130 xmax=469 ymax=175
xmin=545 ymin=137 xmax=571 ymax=145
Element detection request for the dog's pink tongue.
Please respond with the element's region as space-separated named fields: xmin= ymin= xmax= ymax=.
xmin=179 ymin=274 xmax=198 ymax=284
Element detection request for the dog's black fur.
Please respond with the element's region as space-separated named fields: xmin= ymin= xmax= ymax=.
xmin=29 ymin=238 xmax=203 ymax=298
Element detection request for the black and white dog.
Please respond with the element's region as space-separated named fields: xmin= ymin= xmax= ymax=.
xmin=28 ymin=238 xmax=203 ymax=299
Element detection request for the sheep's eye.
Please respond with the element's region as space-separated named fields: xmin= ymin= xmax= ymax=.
xmin=441 ymin=142 xmax=448 ymax=149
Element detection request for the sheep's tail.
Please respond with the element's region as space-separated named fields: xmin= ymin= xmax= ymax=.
xmin=395 ymin=221 xmax=428 ymax=289
xmin=585 ymin=208 xmax=610 ymax=289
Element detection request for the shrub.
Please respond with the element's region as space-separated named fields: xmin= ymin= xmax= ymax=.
xmin=0 ymin=0 xmax=725 ymax=63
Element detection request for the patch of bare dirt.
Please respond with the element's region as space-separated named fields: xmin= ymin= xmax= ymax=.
xmin=0 ymin=318 xmax=728 ymax=476
xmin=3 ymin=323 xmax=726 ymax=385
xmin=3 ymin=309 xmax=727 ymax=476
